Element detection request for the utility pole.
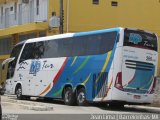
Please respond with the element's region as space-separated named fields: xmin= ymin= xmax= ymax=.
xmin=59 ymin=0 xmax=64 ymax=34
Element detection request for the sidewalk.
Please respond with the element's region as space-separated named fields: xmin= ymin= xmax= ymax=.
xmin=2 ymin=95 xmax=54 ymax=112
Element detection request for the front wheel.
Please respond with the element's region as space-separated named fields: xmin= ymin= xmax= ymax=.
xmin=76 ymin=88 xmax=87 ymax=106
xmin=16 ymin=86 xmax=23 ymax=100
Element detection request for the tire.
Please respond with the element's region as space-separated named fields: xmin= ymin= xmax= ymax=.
xmin=64 ymin=87 xmax=76 ymax=106
xmin=16 ymin=86 xmax=23 ymax=100
xmin=76 ymin=88 xmax=87 ymax=106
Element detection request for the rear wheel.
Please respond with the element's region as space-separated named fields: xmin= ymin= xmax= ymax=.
xmin=64 ymin=87 xmax=76 ymax=105
xmin=76 ymin=88 xmax=87 ymax=106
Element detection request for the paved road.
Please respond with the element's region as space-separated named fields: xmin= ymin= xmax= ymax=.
xmin=2 ymin=95 xmax=160 ymax=120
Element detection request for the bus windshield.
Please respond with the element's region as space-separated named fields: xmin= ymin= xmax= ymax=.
xmin=11 ymin=43 xmax=23 ymax=58
xmin=124 ymin=29 xmax=157 ymax=51
xmin=6 ymin=43 xmax=24 ymax=79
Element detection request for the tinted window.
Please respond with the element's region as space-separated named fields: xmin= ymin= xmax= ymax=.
xmin=33 ymin=41 xmax=45 ymax=59
xmin=20 ymin=43 xmax=35 ymax=63
xmin=11 ymin=43 xmax=23 ymax=58
xmin=7 ymin=43 xmax=24 ymax=79
xmin=20 ymin=31 xmax=117 ymax=62
xmin=72 ymin=37 xmax=86 ymax=56
xmin=124 ymin=30 xmax=157 ymax=51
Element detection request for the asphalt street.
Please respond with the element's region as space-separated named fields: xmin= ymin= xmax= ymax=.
xmin=1 ymin=95 xmax=160 ymax=120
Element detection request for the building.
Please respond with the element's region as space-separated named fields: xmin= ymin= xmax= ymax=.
xmin=0 ymin=0 xmax=160 ymax=80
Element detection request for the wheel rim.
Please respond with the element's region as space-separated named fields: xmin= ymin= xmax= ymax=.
xmin=77 ymin=92 xmax=85 ymax=104
xmin=65 ymin=91 xmax=71 ymax=103
xmin=17 ymin=88 xmax=22 ymax=98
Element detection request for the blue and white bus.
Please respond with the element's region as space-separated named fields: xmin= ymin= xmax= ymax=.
xmin=4 ymin=27 xmax=158 ymax=106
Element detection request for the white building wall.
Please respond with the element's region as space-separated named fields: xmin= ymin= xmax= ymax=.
xmin=0 ymin=0 xmax=48 ymax=29
xmin=36 ymin=0 xmax=48 ymax=22
xmin=0 ymin=5 xmax=4 ymax=28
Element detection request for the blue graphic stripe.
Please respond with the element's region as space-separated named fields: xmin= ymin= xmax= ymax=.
xmin=74 ymin=28 xmax=120 ymax=37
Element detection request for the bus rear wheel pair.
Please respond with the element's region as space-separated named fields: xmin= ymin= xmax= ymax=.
xmin=64 ymin=87 xmax=87 ymax=106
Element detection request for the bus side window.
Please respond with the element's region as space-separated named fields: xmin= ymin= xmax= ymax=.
xmin=19 ymin=43 xmax=35 ymax=63
xmin=33 ymin=42 xmax=45 ymax=59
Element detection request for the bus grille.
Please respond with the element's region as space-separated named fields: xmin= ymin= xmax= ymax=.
xmin=92 ymin=72 xmax=108 ymax=98
xmin=125 ymin=60 xmax=154 ymax=71
xmin=97 ymin=80 xmax=108 ymax=98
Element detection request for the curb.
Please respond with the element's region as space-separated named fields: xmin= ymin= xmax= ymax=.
xmin=2 ymin=97 xmax=54 ymax=111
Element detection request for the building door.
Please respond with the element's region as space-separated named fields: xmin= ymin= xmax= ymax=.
xmin=29 ymin=0 xmax=35 ymax=22
xmin=18 ymin=4 xmax=22 ymax=25
xmin=5 ymin=8 xmax=9 ymax=28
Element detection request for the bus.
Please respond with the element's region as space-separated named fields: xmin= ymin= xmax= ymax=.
xmin=4 ymin=27 xmax=158 ymax=106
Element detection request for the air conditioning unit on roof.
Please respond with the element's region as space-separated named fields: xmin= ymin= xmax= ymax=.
xmin=22 ymin=0 xmax=29 ymax=4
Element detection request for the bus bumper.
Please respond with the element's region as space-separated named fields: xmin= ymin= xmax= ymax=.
xmin=109 ymin=88 xmax=154 ymax=104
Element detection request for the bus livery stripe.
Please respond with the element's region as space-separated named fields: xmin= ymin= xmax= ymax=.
xmin=39 ymin=83 xmax=52 ymax=96
xmin=71 ymin=56 xmax=77 ymax=66
xmin=53 ymin=58 xmax=68 ymax=84
xmin=82 ymin=73 xmax=92 ymax=85
xmin=53 ymin=88 xmax=63 ymax=97
xmin=73 ymin=56 xmax=90 ymax=74
xmin=96 ymin=51 xmax=112 ymax=83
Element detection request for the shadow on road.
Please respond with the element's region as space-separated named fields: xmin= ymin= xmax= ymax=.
xmin=92 ymin=102 xmax=160 ymax=114
xmin=6 ymin=95 xmax=160 ymax=114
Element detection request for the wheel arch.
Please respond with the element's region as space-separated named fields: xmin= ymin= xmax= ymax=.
xmin=75 ymin=84 xmax=86 ymax=96
xmin=62 ymin=84 xmax=73 ymax=99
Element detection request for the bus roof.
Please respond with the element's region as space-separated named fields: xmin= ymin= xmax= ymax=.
xmin=26 ymin=33 xmax=74 ymax=43
xmin=25 ymin=27 xmax=122 ymax=44
xmin=24 ymin=27 xmax=156 ymax=44
xmin=18 ymin=27 xmax=157 ymax=45
xmin=73 ymin=27 xmax=121 ymax=37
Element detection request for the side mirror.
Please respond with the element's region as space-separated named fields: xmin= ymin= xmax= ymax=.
xmin=2 ymin=57 xmax=15 ymax=66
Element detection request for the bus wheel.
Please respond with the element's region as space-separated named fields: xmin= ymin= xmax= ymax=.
xmin=76 ymin=88 xmax=87 ymax=106
xmin=16 ymin=86 xmax=23 ymax=100
xmin=64 ymin=87 xmax=76 ymax=106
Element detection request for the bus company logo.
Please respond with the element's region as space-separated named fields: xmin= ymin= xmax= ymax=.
xmin=129 ymin=33 xmax=142 ymax=44
xmin=29 ymin=60 xmax=41 ymax=76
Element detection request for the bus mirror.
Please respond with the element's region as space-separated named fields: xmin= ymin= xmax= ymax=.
xmin=2 ymin=57 xmax=15 ymax=66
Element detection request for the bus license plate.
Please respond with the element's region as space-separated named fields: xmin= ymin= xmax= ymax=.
xmin=133 ymin=95 xmax=141 ymax=99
